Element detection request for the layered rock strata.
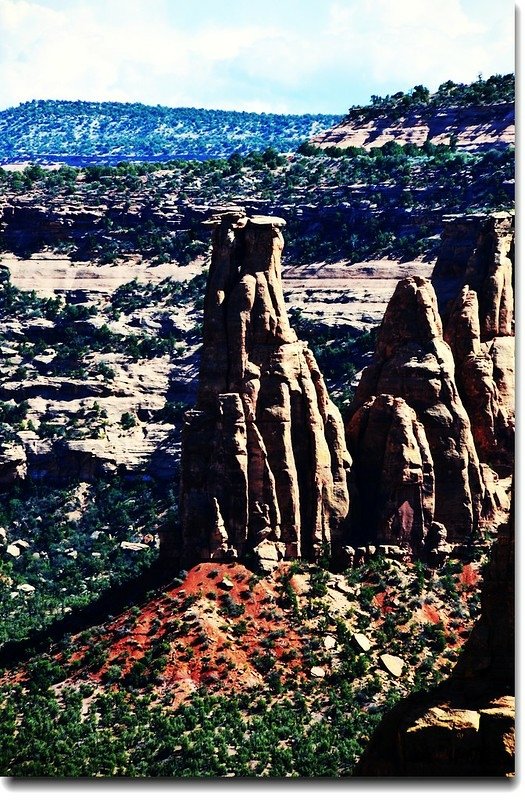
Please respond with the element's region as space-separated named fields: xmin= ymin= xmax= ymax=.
xmin=433 ymin=213 xmax=515 ymax=471
xmin=180 ymin=210 xmax=350 ymax=567
xmin=311 ymin=103 xmax=514 ymax=153
xmin=347 ymin=276 xmax=484 ymax=548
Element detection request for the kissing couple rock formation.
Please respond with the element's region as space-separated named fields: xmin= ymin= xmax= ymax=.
xmin=179 ymin=209 xmax=514 ymax=570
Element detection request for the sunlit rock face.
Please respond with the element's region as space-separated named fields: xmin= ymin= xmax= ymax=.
xmin=180 ymin=210 xmax=351 ymax=568
xmin=347 ymin=276 xmax=484 ymax=547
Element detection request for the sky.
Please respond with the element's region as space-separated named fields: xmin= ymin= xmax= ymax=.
xmin=0 ymin=0 xmax=515 ymax=114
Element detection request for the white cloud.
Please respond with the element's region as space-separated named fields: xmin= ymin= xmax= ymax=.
xmin=323 ymin=0 xmax=511 ymax=89
xmin=0 ymin=0 xmax=515 ymax=112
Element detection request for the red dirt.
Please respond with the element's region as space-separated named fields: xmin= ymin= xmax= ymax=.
xmin=373 ymin=591 xmax=395 ymax=614
xmin=51 ymin=562 xmax=307 ymax=707
xmin=460 ymin=564 xmax=479 ymax=588
xmin=421 ymin=604 xmax=441 ymax=625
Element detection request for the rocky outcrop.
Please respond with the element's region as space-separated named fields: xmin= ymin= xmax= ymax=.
xmin=0 ymin=443 xmax=27 ymax=485
xmin=444 ymin=288 xmax=514 ymax=470
xmin=180 ymin=210 xmax=351 ymax=568
xmin=432 ymin=212 xmax=514 ymax=333
xmin=347 ymin=276 xmax=484 ymax=548
xmin=356 ymin=494 xmax=515 ymax=777
xmin=346 ymin=394 xmax=434 ymax=556
xmin=311 ymin=103 xmax=514 ymax=153
xmin=433 ymin=213 xmax=515 ymax=472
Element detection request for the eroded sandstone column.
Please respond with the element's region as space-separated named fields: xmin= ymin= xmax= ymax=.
xmin=433 ymin=213 xmax=515 ymax=473
xmin=432 ymin=212 xmax=514 ymax=337
xmin=347 ymin=276 xmax=484 ymax=545
xmin=346 ymin=394 xmax=434 ymax=557
xmin=181 ymin=210 xmax=351 ymax=568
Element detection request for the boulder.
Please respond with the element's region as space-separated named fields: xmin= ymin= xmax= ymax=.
xmin=379 ymin=653 xmax=405 ymax=677
xmin=353 ymin=632 xmax=372 ymax=653
xmin=120 ymin=541 xmax=149 ymax=552
xmin=310 ymin=666 xmax=326 ymax=679
xmin=17 ymin=583 xmax=36 ymax=593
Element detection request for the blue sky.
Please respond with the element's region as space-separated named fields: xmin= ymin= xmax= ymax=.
xmin=0 ymin=0 xmax=515 ymax=113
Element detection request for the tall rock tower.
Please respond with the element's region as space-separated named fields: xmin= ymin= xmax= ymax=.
xmin=346 ymin=276 xmax=485 ymax=552
xmin=180 ymin=209 xmax=351 ymax=569
xmin=433 ymin=212 xmax=515 ymax=473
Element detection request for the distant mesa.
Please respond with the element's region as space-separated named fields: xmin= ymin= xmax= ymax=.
xmin=311 ymin=76 xmax=515 ymax=153
xmin=311 ymin=103 xmax=514 ymax=153
xmin=0 ymin=100 xmax=342 ymax=164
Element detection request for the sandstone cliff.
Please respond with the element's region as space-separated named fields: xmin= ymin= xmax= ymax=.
xmin=353 ymin=216 xmax=515 ymax=777
xmin=433 ymin=213 xmax=515 ymax=472
xmin=347 ymin=276 xmax=484 ymax=550
xmin=180 ymin=209 xmax=351 ymax=568
xmin=346 ymin=394 xmax=434 ymax=557
xmin=311 ymin=103 xmax=514 ymax=152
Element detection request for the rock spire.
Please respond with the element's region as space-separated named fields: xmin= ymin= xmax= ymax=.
xmin=180 ymin=209 xmax=350 ymax=568
xmin=347 ymin=276 xmax=484 ymax=549
xmin=433 ymin=212 xmax=515 ymax=472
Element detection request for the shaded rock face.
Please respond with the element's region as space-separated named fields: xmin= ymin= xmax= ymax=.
xmin=356 ymin=498 xmax=515 ymax=778
xmin=434 ymin=214 xmax=515 ymax=472
xmin=347 ymin=276 xmax=484 ymax=546
xmin=346 ymin=394 xmax=433 ymax=556
xmin=180 ymin=211 xmax=350 ymax=567
xmin=357 ymin=696 xmax=515 ymax=778
xmin=432 ymin=212 xmax=514 ymax=337
xmin=456 ymin=489 xmax=514 ymax=689
xmin=0 ymin=444 xmax=27 ymax=485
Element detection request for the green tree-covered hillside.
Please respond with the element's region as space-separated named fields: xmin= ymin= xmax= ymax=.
xmin=0 ymin=101 xmax=341 ymax=163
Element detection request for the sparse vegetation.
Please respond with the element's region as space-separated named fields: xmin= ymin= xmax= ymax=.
xmin=0 ymin=475 xmax=175 ymax=641
xmin=0 ymin=101 xmax=341 ymax=162
xmin=0 ymin=73 xmax=513 ymax=778
xmin=0 ymin=550 xmax=489 ymax=777
xmin=344 ymin=74 xmax=514 ymax=123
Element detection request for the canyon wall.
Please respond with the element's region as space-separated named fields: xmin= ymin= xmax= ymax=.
xmin=311 ymin=103 xmax=514 ymax=152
